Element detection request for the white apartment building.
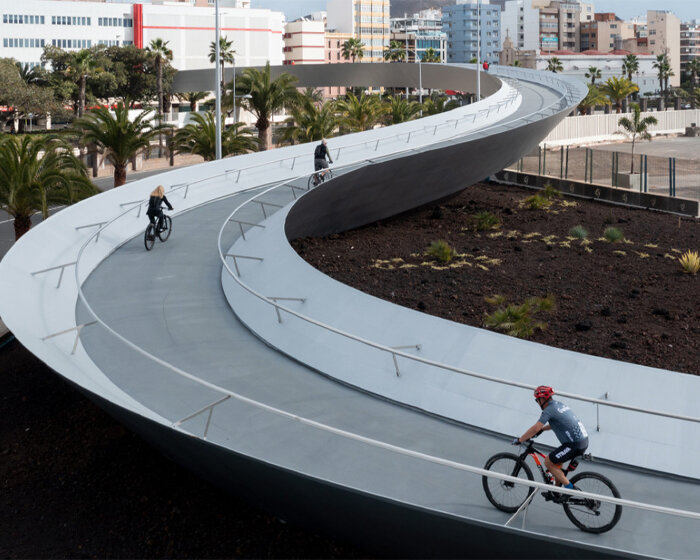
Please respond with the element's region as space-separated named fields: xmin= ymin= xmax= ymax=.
xmin=283 ymin=18 xmax=325 ymax=65
xmin=0 ymin=0 xmax=283 ymax=70
xmin=647 ymin=9 xmax=681 ymax=87
xmin=500 ymin=0 xmax=539 ymax=52
xmin=326 ymin=0 xmax=390 ymax=62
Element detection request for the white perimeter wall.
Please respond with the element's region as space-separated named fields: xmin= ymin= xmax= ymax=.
xmin=542 ymin=109 xmax=700 ymax=146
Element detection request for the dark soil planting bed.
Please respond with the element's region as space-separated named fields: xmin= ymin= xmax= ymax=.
xmin=292 ymin=182 xmax=700 ymax=375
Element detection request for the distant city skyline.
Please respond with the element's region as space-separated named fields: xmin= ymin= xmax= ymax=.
xmin=250 ymin=0 xmax=698 ymax=23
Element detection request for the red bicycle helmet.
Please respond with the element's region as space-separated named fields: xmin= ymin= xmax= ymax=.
xmin=534 ymin=385 xmax=554 ymax=400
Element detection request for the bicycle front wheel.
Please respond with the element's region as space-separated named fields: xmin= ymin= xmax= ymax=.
xmin=482 ymin=453 xmax=534 ymax=513
xmin=144 ymin=224 xmax=155 ymax=251
xmin=564 ymin=472 xmax=622 ymax=533
xmin=158 ymin=215 xmax=172 ymax=242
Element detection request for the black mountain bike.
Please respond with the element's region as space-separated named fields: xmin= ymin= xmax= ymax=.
xmin=144 ymin=212 xmax=172 ymax=251
xmin=308 ymin=167 xmax=333 ymax=189
xmin=482 ymin=438 xmax=622 ymax=533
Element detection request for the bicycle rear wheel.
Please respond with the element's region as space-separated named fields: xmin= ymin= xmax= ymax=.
xmin=482 ymin=453 xmax=534 ymax=513
xmin=564 ymin=472 xmax=622 ymax=533
xmin=144 ymin=224 xmax=155 ymax=251
xmin=308 ymin=173 xmax=318 ymax=189
xmin=158 ymin=215 xmax=172 ymax=242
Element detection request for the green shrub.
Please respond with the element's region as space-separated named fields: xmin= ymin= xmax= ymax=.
xmin=568 ymin=225 xmax=589 ymax=239
xmin=427 ymin=239 xmax=455 ymax=263
xmin=603 ymin=226 xmax=624 ymax=242
xmin=483 ymin=295 xmax=556 ymax=339
xmin=541 ymin=183 xmax=561 ymax=199
xmin=474 ymin=211 xmax=500 ymax=231
xmin=524 ymin=193 xmax=552 ymax=210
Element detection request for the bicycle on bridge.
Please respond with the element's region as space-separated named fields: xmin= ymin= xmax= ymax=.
xmin=144 ymin=210 xmax=172 ymax=251
xmin=482 ymin=435 xmax=623 ymax=533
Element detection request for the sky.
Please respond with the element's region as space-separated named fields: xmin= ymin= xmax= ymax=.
xmin=250 ymin=1 xmax=699 ymax=22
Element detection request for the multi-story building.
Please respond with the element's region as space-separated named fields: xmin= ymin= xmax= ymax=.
xmin=580 ymin=13 xmax=636 ymax=52
xmin=0 ymin=0 xmax=283 ymax=70
xmin=680 ymin=20 xmax=700 ymax=76
xmin=324 ymin=30 xmax=352 ymax=97
xmin=647 ymin=9 xmax=681 ymax=87
xmin=442 ymin=0 xmax=501 ymax=65
xmin=579 ymin=2 xmax=594 ymax=23
xmin=390 ymin=9 xmax=446 ymax=63
xmin=326 ymin=0 xmax=390 ymax=63
xmin=500 ymin=0 xmax=539 ymax=53
xmin=532 ymin=0 xmax=581 ymax=53
xmin=283 ymin=18 xmax=325 ymax=65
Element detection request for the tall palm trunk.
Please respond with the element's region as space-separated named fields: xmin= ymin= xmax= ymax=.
xmin=257 ymin=116 xmax=270 ymax=150
xmin=157 ymin=59 xmax=164 ymax=157
xmin=79 ymin=74 xmax=87 ymax=118
xmin=13 ymin=214 xmax=31 ymax=240
xmin=114 ymin=164 xmax=127 ymax=187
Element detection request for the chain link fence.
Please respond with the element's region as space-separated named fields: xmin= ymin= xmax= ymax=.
xmin=508 ymin=145 xmax=700 ymax=202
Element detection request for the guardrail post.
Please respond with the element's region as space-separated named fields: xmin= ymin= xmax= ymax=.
xmin=389 ymin=344 xmax=421 ymax=376
xmin=565 ymin=145 xmax=570 ymax=179
xmin=643 ymin=155 xmax=648 ymax=192
xmin=560 ymin=146 xmax=564 ymax=179
xmin=542 ymin=144 xmax=547 ymax=176
xmin=596 ymin=392 xmax=609 ymax=432
xmin=538 ymin=146 xmax=542 ymax=175
xmin=41 ymin=321 xmax=97 ymax=355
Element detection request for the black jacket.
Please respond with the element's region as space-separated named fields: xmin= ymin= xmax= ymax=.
xmin=147 ymin=194 xmax=173 ymax=214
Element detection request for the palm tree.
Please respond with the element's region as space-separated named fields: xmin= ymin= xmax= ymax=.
xmin=209 ymin=35 xmax=236 ymax=94
xmin=622 ymin=54 xmax=639 ymax=81
xmin=421 ymin=48 xmax=441 ymax=63
xmin=600 ymin=76 xmax=638 ymax=113
xmin=686 ymin=58 xmax=700 ymax=91
xmin=383 ymin=40 xmax=406 ymax=62
xmin=73 ymin=102 xmax=165 ymax=187
xmin=0 ymin=135 xmax=97 ymax=240
xmin=421 ymin=91 xmax=459 ymax=115
xmin=281 ymin=97 xmax=338 ymax=144
xmin=147 ymin=38 xmax=173 ymax=158
xmin=65 ymin=49 xmax=99 ymax=118
xmin=299 ymin=87 xmax=324 ymax=104
xmin=653 ymin=53 xmax=673 ymax=101
xmin=341 ymin=38 xmax=364 ymax=63
xmin=147 ymin=39 xmax=173 ymax=121
xmin=510 ymin=60 xmax=522 ymax=67
xmin=585 ymin=66 xmax=601 ymax=85
xmin=617 ymin=103 xmax=658 ymax=175
xmin=15 ymin=62 xmax=45 ymax=86
xmin=546 ymin=57 xmax=563 ymax=73
xmin=577 ymin=84 xmax=609 ymax=115
xmin=235 ymin=61 xmax=299 ymax=150
xmin=385 ymin=96 xmax=422 ymax=124
xmin=173 ymin=111 xmax=259 ymax=161
xmin=335 ymin=92 xmax=387 ymax=132
xmin=176 ymin=91 xmax=209 ymax=112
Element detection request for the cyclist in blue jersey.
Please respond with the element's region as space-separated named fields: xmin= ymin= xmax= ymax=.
xmin=512 ymin=385 xmax=589 ymax=495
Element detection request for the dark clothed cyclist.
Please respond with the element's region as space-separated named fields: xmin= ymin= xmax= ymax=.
xmin=313 ymin=138 xmax=333 ymax=183
xmin=146 ymin=185 xmax=173 ymax=226
xmin=513 ymin=385 xmax=589 ymax=491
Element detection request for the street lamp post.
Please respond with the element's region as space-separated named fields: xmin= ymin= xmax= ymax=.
xmin=476 ymin=0 xmax=481 ymax=102
xmin=214 ymin=0 xmax=222 ymax=160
